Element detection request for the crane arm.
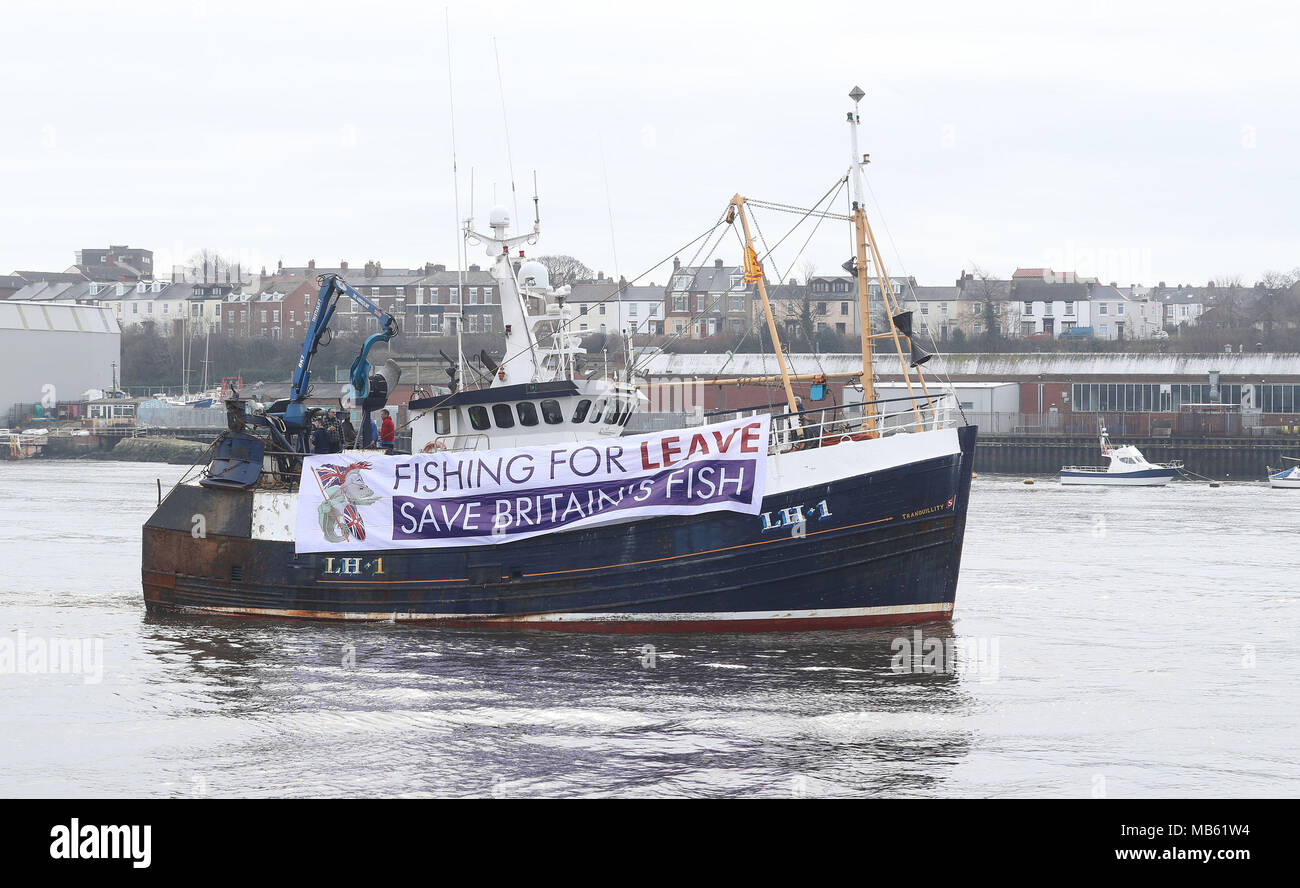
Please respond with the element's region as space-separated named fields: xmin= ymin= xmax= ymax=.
xmin=283 ymin=274 xmax=399 ymax=431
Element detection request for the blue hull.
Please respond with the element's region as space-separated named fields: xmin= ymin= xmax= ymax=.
xmin=1059 ymin=467 xmax=1178 ymax=482
xmin=143 ymin=426 xmax=977 ymax=631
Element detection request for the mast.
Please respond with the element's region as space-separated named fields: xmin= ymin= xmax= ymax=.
xmin=730 ymin=195 xmax=798 ymax=415
xmin=202 ymin=314 xmax=211 ymax=392
xmin=181 ymin=308 xmax=190 ymax=397
xmin=848 ymin=86 xmax=929 ymax=432
xmin=847 ymin=86 xmax=877 ymax=429
xmin=465 ymin=206 xmax=542 ymax=384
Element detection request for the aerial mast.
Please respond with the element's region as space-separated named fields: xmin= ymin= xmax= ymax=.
xmin=848 ymin=86 xmax=932 ymax=432
xmin=847 ymin=86 xmax=878 ymax=430
xmin=443 ymin=11 xmax=465 ymax=390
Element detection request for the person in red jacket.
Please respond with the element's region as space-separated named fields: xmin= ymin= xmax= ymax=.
xmin=379 ymin=409 xmax=396 ymax=453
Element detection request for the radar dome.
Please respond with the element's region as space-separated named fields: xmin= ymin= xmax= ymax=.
xmin=519 ymin=260 xmax=550 ymax=290
xmin=489 ymin=205 xmax=511 ymax=228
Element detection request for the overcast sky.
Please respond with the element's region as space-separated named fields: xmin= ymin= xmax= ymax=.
xmin=2 ymin=0 xmax=1297 ymax=289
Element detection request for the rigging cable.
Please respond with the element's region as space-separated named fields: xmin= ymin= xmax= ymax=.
xmin=739 ymin=205 xmax=826 ymax=392
xmin=492 ymin=37 xmax=521 ymax=233
xmin=626 ymin=211 xmax=736 ymax=376
xmin=861 ymin=169 xmax=967 ymax=424
xmin=597 ymin=136 xmax=625 ymax=377
xmin=445 ymin=9 xmax=468 ymax=392
xmin=393 ymin=218 xmax=729 ymax=435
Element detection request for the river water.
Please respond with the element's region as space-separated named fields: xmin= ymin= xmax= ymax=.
xmin=1 ymin=461 xmax=1296 ymax=798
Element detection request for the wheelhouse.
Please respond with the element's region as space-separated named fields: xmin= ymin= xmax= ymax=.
xmin=408 ymin=379 xmax=642 ymax=453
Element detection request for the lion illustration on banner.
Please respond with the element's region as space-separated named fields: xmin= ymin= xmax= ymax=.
xmin=313 ymin=461 xmax=380 ymax=543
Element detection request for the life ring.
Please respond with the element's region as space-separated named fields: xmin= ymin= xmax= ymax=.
xmin=421 ymin=439 xmax=448 ymax=453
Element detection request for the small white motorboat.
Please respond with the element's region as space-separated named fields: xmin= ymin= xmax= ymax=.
xmin=1268 ymin=459 xmax=1300 ymax=489
xmin=1060 ymin=424 xmax=1181 ymax=486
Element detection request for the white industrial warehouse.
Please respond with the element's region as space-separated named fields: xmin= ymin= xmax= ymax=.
xmin=0 ymin=301 xmax=120 ymax=421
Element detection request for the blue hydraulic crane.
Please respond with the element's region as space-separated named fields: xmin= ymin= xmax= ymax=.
xmin=203 ymin=275 xmax=401 ymax=488
xmin=274 ymin=274 xmax=401 ymax=448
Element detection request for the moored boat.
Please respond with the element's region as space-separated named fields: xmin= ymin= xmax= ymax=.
xmin=141 ymin=88 xmax=978 ymax=632
xmin=1060 ymin=424 xmax=1181 ymax=486
xmin=1268 ymin=459 xmax=1300 ymax=488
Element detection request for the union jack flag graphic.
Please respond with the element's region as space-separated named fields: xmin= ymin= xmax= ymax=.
xmin=314 ymin=461 xmax=374 ymax=543
xmin=316 ymin=460 xmax=373 ymax=489
xmin=338 ymin=504 xmax=367 ymax=541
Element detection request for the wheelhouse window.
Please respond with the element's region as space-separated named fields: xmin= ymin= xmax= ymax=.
xmin=614 ymin=398 xmax=634 ymax=425
xmin=516 ymin=402 xmax=539 ymax=426
xmin=434 ymin=409 xmax=451 ymax=435
xmin=492 ymin=404 xmax=515 ymax=428
xmin=572 ymin=399 xmax=592 ymax=422
xmin=468 ymin=406 xmax=490 ymax=431
xmin=602 ymin=399 xmax=620 ymax=424
xmin=540 ymin=399 xmax=564 ymax=424
xmin=588 ymin=400 xmax=606 ymax=423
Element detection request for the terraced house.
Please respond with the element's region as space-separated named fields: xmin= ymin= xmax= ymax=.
xmin=664 ymin=258 xmax=755 ymax=339
xmin=567 ymin=276 xmax=665 ymax=339
xmin=404 ymin=265 xmax=499 ymax=337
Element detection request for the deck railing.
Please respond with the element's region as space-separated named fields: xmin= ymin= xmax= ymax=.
xmin=704 ymin=394 xmax=961 ymax=455
xmin=426 ymin=433 xmax=492 ymax=453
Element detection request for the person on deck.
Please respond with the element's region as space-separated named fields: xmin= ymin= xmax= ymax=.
xmin=311 ymin=417 xmax=334 ymax=455
xmin=323 ymin=408 xmax=342 ymax=449
xmin=379 ymin=409 xmax=395 ymax=453
xmin=359 ymin=414 xmax=378 ymax=448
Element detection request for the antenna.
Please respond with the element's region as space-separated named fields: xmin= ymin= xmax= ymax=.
xmin=847 ymin=85 xmax=867 ymax=211
xmin=532 ymin=170 xmax=540 ymax=230
xmin=598 ymin=135 xmax=626 ymax=380
xmin=493 ymin=37 xmax=521 ymax=233
xmin=445 ymin=9 xmax=467 ymax=388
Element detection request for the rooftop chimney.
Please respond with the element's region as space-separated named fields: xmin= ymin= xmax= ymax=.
xmin=308 ymin=259 xmax=316 ymax=271
xmin=714 ymin=259 xmax=723 ymax=268
xmin=340 ymin=260 xmax=348 ymax=271
xmin=673 ymin=257 xmax=680 ymax=271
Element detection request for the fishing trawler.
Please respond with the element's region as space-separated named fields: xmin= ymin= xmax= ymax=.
xmin=141 ymin=88 xmax=977 ymax=632
xmin=1059 ymin=423 xmax=1181 ymax=486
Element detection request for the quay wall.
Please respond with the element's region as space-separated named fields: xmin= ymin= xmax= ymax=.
xmin=975 ymin=435 xmax=1294 ymax=479
xmin=90 ymin=437 xmax=212 ymax=465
